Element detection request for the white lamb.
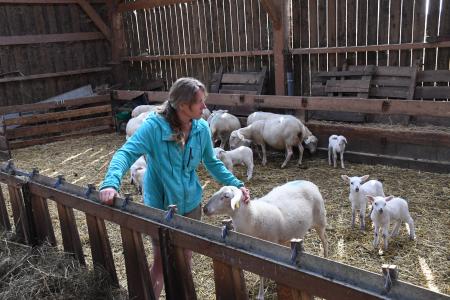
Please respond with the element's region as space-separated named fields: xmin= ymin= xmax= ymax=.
xmin=247 ymin=111 xmax=318 ymax=154
xmin=229 ymin=115 xmax=306 ymax=168
xmin=367 ymin=195 xmax=416 ymax=250
xmin=328 ymin=135 xmax=348 ymax=169
xmin=130 ymin=156 xmax=147 ymax=194
xmin=207 ymin=110 xmax=241 ymax=149
xmin=341 ymin=175 xmax=385 ymax=230
xmin=203 ymin=180 xmax=328 ymax=300
xmin=131 ymin=104 xmax=160 ymax=118
xmin=214 ymin=146 xmax=254 ymax=180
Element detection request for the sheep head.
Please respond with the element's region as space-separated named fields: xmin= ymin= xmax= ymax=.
xmin=203 ymin=186 xmax=243 ymax=216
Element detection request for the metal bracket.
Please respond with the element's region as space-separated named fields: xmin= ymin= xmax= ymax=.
xmin=85 ymin=183 xmax=96 ymax=198
xmin=28 ymin=168 xmax=39 ymax=179
xmin=54 ymin=175 xmax=65 ymax=188
xmin=382 ymin=264 xmax=398 ymax=294
xmin=221 ymin=218 xmax=234 ymax=239
xmin=165 ymin=204 xmax=178 ymax=221
xmin=121 ymin=193 xmax=132 ymax=210
xmin=3 ymin=159 xmax=16 ymax=175
xmin=290 ymin=238 xmax=304 ymax=265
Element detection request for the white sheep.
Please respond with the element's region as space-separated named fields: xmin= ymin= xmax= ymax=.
xmin=328 ymin=135 xmax=348 ymax=169
xmin=203 ymin=180 xmax=328 ymax=300
xmin=131 ymin=104 xmax=160 ymax=118
xmin=341 ymin=175 xmax=385 ymax=230
xmin=214 ymin=146 xmax=254 ymax=180
xmin=130 ymin=156 xmax=147 ymax=194
xmin=229 ymin=116 xmax=305 ymax=168
xmin=247 ymin=111 xmax=318 ymax=154
xmin=126 ymin=111 xmax=151 ymax=139
xmin=207 ymin=110 xmax=241 ymax=149
xmin=367 ymin=195 xmax=416 ymax=250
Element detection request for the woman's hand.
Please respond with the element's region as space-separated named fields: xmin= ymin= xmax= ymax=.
xmin=240 ymin=186 xmax=250 ymax=204
xmin=99 ymin=187 xmax=118 ymax=206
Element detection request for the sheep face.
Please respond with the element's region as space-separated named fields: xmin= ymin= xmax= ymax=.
xmin=368 ymin=195 xmax=394 ymax=215
xmin=304 ymin=135 xmax=318 ymax=153
xmin=229 ymin=130 xmax=245 ymax=150
xmin=203 ymin=186 xmax=242 ymax=216
xmin=341 ymin=175 xmax=369 ymax=193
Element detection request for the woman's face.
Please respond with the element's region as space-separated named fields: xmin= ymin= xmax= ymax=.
xmin=180 ymin=90 xmax=207 ymax=120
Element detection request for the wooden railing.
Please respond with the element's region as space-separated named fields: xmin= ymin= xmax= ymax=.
xmin=0 ymin=161 xmax=447 ymax=300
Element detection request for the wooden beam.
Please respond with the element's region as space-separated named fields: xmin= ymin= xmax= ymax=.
xmin=0 ymin=67 xmax=111 ymax=84
xmin=260 ymin=0 xmax=282 ymax=30
xmin=112 ymin=91 xmax=450 ymax=118
xmin=77 ymin=0 xmax=112 ymax=41
xmin=0 ymin=32 xmax=104 ymax=46
xmin=123 ymin=50 xmax=274 ymax=61
xmin=272 ymin=0 xmax=289 ymax=95
xmin=0 ymin=0 xmax=105 ymax=3
xmin=117 ymin=0 xmax=194 ymax=13
xmin=291 ymin=41 xmax=450 ymax=55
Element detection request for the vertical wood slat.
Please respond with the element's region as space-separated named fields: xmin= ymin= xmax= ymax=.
xmin=277 ymin=284 xmax=314 ymax=300
xmin=366 ymin=0 xmax=378 ymax=65
xmin=317 ymin=0 xmax=327 ymax=72
xmin=400 ymin=0 xmax=414 ymax=66
xmin=436 ymin=0 xmax=450 ymax=71
xmin=8 ymin=185 xmax=31 ymax=244
xmin=336 ymin=0 xmax=346 ymax=67
xmin=411 ymin=0 xmax=426 ymax=66
xmin=120 ymin=226 xmax=154 ymax=300
xmin=56 ymin=202 xmax=85 ymax=265
xmin=377 ymin=0 xmax=389 ymax=66
xmin=299 ymin=0 xmax=310 ymax=96
xmin=30 ymin=194 xmax=56 ymax=246
xmin=0 ymin=184 xmax=11 ymax=231
xmin=159 ymin=227 xmax=197 ymax=300
xmin=346 ymin=0 xmax=356 ymax=64
xmin=327 ymin=0 xmax=337 ymax=69
xmin=423 ymin=0 xmax=440 ymax=72
xmin=212 ymin=259 xmax=248 ymax=300
xmin=292 ymin=0 xmax=302 ymax=95
xmin=356 ymin=0 xmax=367 ymax=65
xmin=388 ymin=0 xmax=401 ymax=66
xmin=251 ymin=0 xmax=262 ymax=69
xmin=86 ymin=214 xmax=118 ymax=286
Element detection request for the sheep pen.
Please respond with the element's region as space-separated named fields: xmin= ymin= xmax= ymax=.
xmin=4 ymin=132 xmax=450 ymax=299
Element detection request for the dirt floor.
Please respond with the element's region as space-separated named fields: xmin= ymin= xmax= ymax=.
xmin=6 ymin=132 xmax=450 ymax=299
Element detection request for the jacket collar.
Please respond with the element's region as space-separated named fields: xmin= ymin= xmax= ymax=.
xmin=156 ymin=114 xmax=201 ymax=141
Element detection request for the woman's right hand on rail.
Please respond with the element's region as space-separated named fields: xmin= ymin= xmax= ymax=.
xmin=99 ymin=187 xmax=118 ymax=206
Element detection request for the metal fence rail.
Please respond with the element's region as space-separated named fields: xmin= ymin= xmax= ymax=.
xmin=0 ymin=161 xmax=448 ymax=300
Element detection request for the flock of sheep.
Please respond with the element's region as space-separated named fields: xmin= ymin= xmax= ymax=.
xmin=124 ymin=104 xmax=417 ymax=299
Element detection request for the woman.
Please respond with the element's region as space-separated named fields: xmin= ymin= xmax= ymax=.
xmin=99 ymin=77 xmax=249 ymax=298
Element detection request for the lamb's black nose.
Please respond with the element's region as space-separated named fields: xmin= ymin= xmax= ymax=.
xmin=379 ymin=209 xmax=383 ymax=214
xmin=355 ymin=187 xmax=359 ymax=192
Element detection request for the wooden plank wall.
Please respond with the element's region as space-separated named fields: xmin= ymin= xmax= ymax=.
xmin=291 ymin=0 xmax=450 ymax=97
xmin=122 ymin=0 xmax=275 ymax=94
xmin=0 ymin=3 xmax=112 ymax=106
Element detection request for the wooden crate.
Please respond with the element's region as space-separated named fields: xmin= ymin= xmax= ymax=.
xmin=0 ymin=95 xmax=114 ymax=157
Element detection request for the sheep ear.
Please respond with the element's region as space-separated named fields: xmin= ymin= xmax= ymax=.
xmin=366 ymin=195 xmax=375 ymax=203
xmin=237 ymin=132 xmax=244 ymax=140
xmin=361 ymin=175 xmax=370 ymax=182
xmin=230 ymin=189 xmax=243 ymax=210
xmin=343 ymin=137 xmax=348 ymax=144
xmin=341 ymin=175 xmax=349 ymax=183
xmin=385 ymin=195 xmax=395 ymax=202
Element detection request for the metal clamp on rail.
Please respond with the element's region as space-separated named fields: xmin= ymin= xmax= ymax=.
xmin=164 ymin=204 xmax=177 ymax=221
xmin=54 ymin=175 xmax=65 ymax=188
xmin=221 ymin=218 xmax=234 ymax=239
xmin=85 ymin=183 xmax=96 ymax=198
xmin=382 ymin=264 xmax=398 ymax=294
xmin=3 ymin=159 xmax=16 ymax=175
xmin=290 ymin=238 xmax=304 ymax=265
xmin=121 ymin=193 xmax=132 ymax=210
xmin=28 ymin=168 xmax=39 ymax=179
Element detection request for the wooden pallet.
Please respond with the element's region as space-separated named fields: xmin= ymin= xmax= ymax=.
xmin=209 ymin=66 xmax=267 ymax=95
xmin=0 ymin=95 xmax=114 ymax=156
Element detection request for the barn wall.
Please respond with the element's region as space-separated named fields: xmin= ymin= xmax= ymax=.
xmin=123 ymin=0 xmax=449 ymax=99
xmin=0 ymin=3 xmax=112 ymax=106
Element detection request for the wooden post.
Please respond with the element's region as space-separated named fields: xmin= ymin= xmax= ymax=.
xmin=86 ymin=214 xmax=118 ymax=286
xmin=108 ymin=0 xmax=128 ymax=86
xmin=159 ymin=227 xmax=197 ymax=300
xmin=120 ymin=227 xmax=154 ymax=299
xmin=213 ymin=259 xmax=248 ymax=300
xmin=0 ymin=184 xmax=11 ymax=231
xmin=8 ymin=185 xmax=32 ymax=244
xmin=56 ymin=203 xmax=85 ymax=265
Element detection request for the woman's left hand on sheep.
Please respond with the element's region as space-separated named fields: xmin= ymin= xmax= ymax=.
xmin=240 ymin=186 xmax=250 ymax=204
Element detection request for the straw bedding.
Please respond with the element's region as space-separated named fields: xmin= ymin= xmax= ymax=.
xmin=2 ymin=132 xmax=448 ymax=299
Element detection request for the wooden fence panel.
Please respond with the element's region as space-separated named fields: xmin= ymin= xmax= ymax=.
xmin=31 ymin=194 xmax=56 ymax=246
xmin=86 ymin=214 xmax=118 ymax=285
xmin=213 ymin=259 xmax=248 ymax=300
xmin=121 ymin=227 xmax=155 ymax=300
xmin=56 ymin=202 xmax=85 ymax=264
xmin=8 ymin=185 xmax=31 ymax=243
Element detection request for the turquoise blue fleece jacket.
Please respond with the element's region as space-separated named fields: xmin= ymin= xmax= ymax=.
xmin=100 ymin=112 xmax=243 ymax=215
